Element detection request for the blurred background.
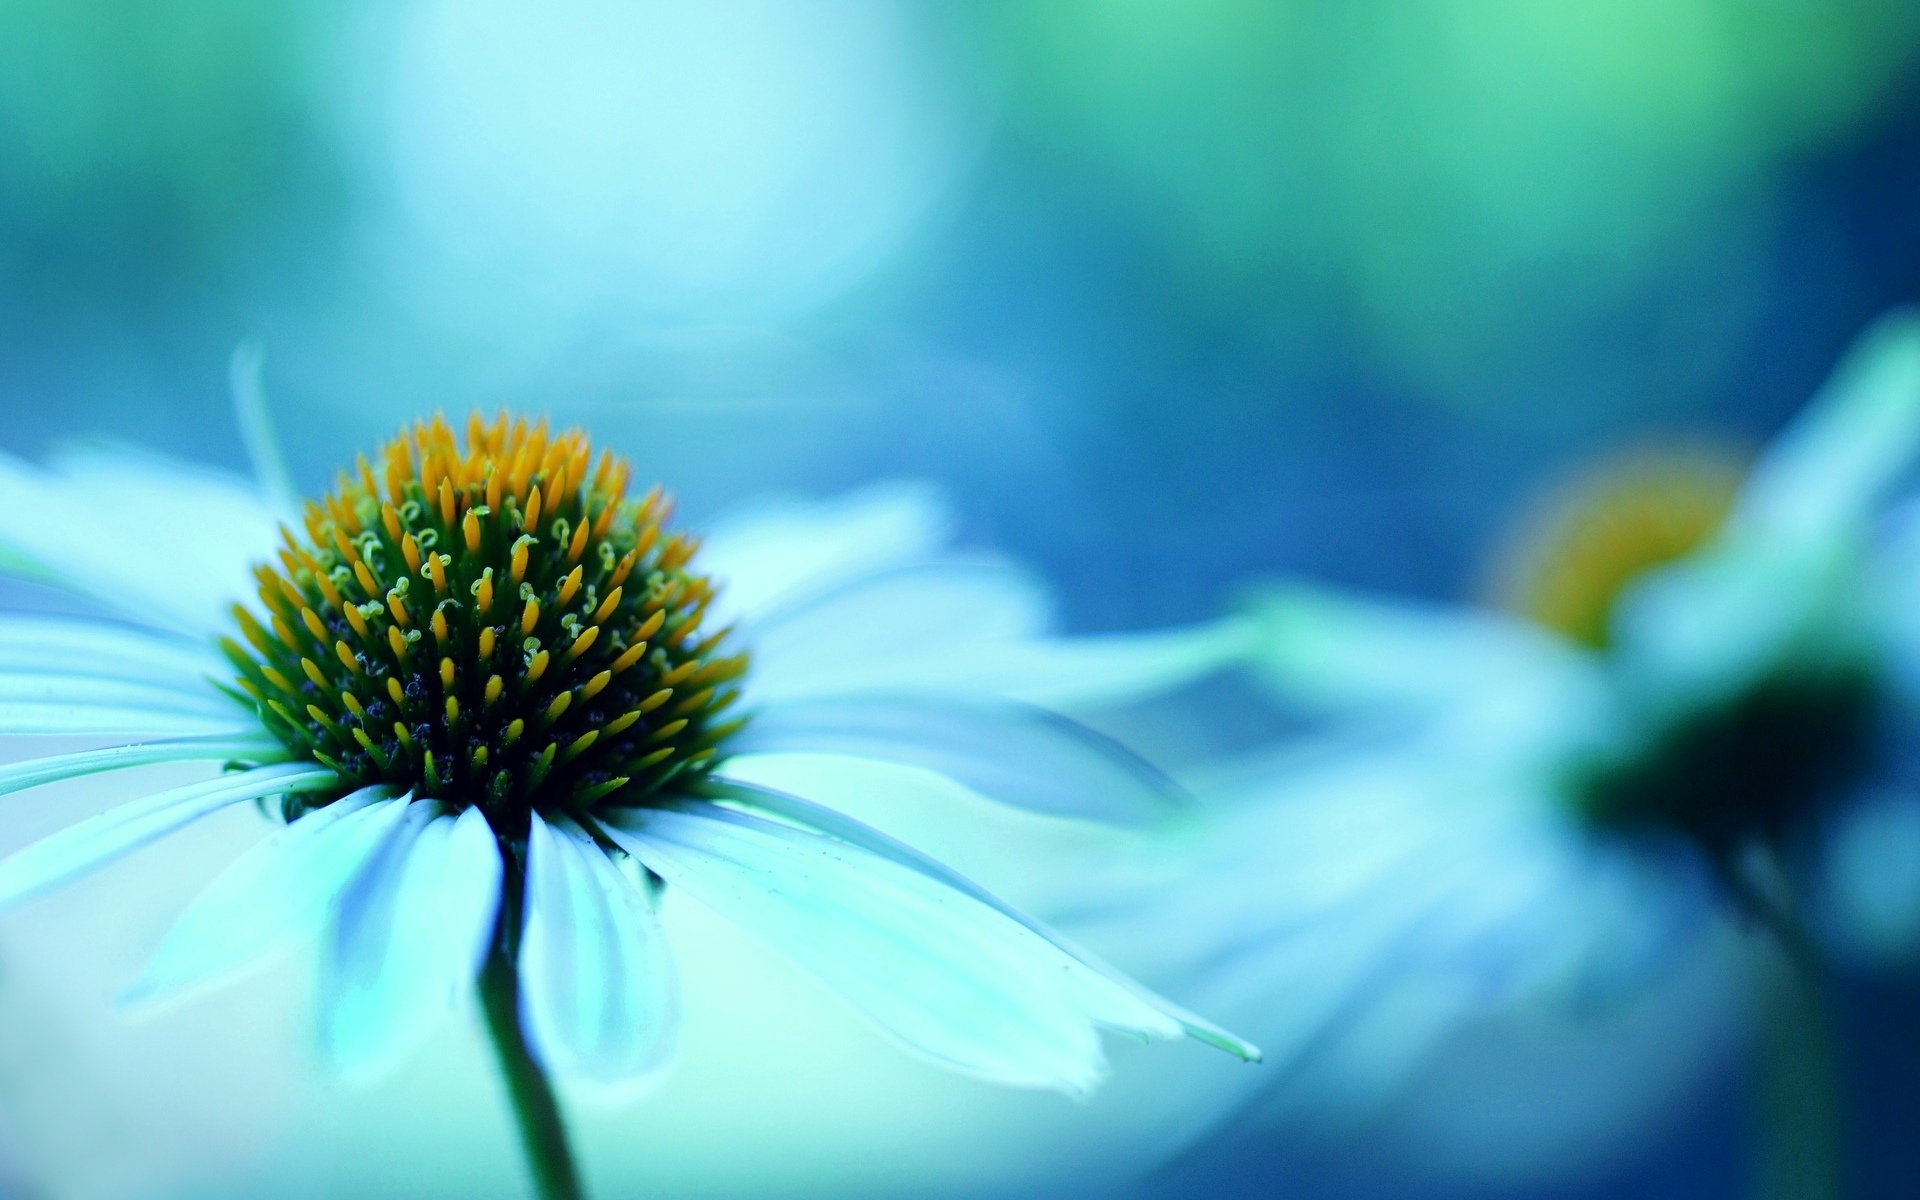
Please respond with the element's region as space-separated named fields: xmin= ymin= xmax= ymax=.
xmin=1 ymin=2 xmax=1919 ymax=1197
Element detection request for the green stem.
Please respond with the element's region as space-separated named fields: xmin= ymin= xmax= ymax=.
xmin=480 ymin=855 xmax=586 ymax=1200
xmin=1743 ymin=869 xmax=1846 ymax=1200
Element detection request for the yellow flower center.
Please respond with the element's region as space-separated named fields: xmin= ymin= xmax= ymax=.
xmin=1487 ymin=444 xmax=1747 ymax=649
xmin=222 ymin=413 xmax=749 ymax=827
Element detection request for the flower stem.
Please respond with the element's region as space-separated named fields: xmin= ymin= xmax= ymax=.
xmin=1737 ymin=866 xmax=1845 ymax=1200
xmin=480 ymin=856 xmax=586 ymax=1200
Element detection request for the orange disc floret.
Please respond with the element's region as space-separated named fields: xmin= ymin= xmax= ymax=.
xmin=222 ymin=413 xmax=749 ymax=829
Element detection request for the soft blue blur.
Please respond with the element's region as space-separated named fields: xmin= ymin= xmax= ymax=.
xmin=1 ymin=3 xmax=1917 ymax=1198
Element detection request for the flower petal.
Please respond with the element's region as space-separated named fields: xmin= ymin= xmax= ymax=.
xmin=0 ymin=616 xmax=226 ymax=687
xmin=1235 ymin=581 xmax=1585 ymax=714
xmin=745 ymin=559 xmax=1052 ymax=697
xmin=0 ymin=672 xmax=234 ymax=718
xmin=700 ymin=481 xmax=955 ymax=628
xmin=321 ymin=804 xmax=504 ymax=1080
xmin=729 ymin=697 xmax=1184 ymax=826
xmin=741 ymin=558 xmax=1248 ymax=710
xmin=0 ymin=701 xmax=253 ymax=737
xmin=517 ymin=814 xmax=680 ymax=1090
xmin=824 ymin=620 xmax=1254 ymax=711
xmin=0 ymin=734 xmax=286 ymax=800
xmin=603 ymin=801 xmax=1203 ymax=1093
xmin=125 ymin=787 xmax=412 ymax=1003
xmin=0 ymin=444 xmax=282 ymax=638
xmin=704 ymin=778 xmax=1258 ymax=1061
xmin=1733 ymin=309 xmax=1920 ymax=549
xmin=0 ymin=762 xmax=337 ymax=910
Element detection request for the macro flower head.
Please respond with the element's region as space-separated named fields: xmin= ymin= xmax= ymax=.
xmin=1085 ymin=312 xmax=1920 ymax=1176
xmin=0 ymin=404 xmax=1258 ymax=1140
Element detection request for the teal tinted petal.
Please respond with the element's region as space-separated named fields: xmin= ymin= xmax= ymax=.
xmin=1732 ymin=309 xmax=1920 ymax=549
xmin=0 ymin=762 xmax=336 ymax=909
xmin=0 ymin=616 xmax=225 ymax=686
xmin=0 ymin=445 xmax=280 ymax=638
xmin=730 ymin=697 xmax=1184 ymax=826
xmin=1236 ymin=581 xmax=1581 ymax=714
xmin=745 ymin=559 xmax=1051 ymax=698
xmin=518 ymin=814 xmax=679 ymax=1090
xmin=0 ymin=734 xmax=285 ymax=801
xmin=705 ymin=777 xmax=1258 ymax=1061
xmin=322 ymin=804 xmax=503 ymax=1080
xmin=127 ymin=788 xmax=410 ymax=1004
xmin=0 ymin=673 xmax=233 ymax=718
xmin=701 ymin=481 xmax=954 ymax=629
xmin=0 ymin=701 xmax=249 ymax=737
xmin=604 ymin=801 xmax=1197 ymax=1094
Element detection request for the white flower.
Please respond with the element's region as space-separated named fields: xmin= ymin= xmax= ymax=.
xmin=1115 ymin=313 xmax=1920 ymax=1165
xmin=0 ymin=411 xmax=1257 ymax=1105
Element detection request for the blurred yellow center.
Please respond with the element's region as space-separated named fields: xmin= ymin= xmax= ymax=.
xmin=1488 ymin=444 xmax=1746 ymax=649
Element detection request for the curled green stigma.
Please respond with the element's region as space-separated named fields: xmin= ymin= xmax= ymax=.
xmin=222 ymin=413 xmax=749 ymax=828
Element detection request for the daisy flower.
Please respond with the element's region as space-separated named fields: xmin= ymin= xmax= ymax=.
xmin=1114 ymin=313 xmax=1920 ymax=1181
xmin=0 ymin=406 xmax=1257 ymax=1198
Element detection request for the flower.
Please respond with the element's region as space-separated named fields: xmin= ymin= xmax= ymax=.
xmin=1101 ymin=313 xmax=1920 ymax=1172
xmin=0 ymin=410 xmax=1257 ymax=1113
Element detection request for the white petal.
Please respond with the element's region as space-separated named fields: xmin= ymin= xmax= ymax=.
xmin=322 ymin=805 xmax=504 ymax=1080
xmin=518 ymin=814 xmax=679 ymax=1090
xmin=0 ymin=701 xmax=253 ymax=737
xmin=0 ymin=616 xmax=226 ymax=686
xmin=604 ymin=801 xmax=1185 ymax=1093
xmin=1733 ymin=309 xmax=1920 ymax=549
xmin=742 ymin=557 xmax=1248 ymax=710
xmin=747 ymin=559 xmax=1053 ymax=682
xmin=0 ymin=762 xmax=336 ymax=909
xmin=1236 ymin=581 xmax=1584 ymax=714
xmin=700 ymin=481 xmax=955 ymax=628
xmin=730 ymin=697 xmax=1183 ymax=826
xmin=0 ymin=672 xmax=234 ymax=718
xmin=822 ymin=621 xmax=1257 ymax=710
xmin=126 ymin=788 xmax=412 ymax=1004
xmin=0 ymin=735 xmax=285 ymax=800
xmin=0 ymin=444 xmax=281 ymax=638
xmin=705 ymin=778 xmax=1258 ymax=1061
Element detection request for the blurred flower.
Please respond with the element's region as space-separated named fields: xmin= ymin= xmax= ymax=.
xmin=1101 ymin=312 xmax=1920 ymax=1177
xmin=0 ymin=408 xmax=1256 ymax=1192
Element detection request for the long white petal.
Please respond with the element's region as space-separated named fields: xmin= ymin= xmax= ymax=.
xmin=0 ymin=616 xmax=225 ymax=686
xmin=0 ymin=443 xmax=282 ymax=638
xmin=704 ymin=778 xmax=1258 ymax=1060
xmin=729 ymin=697 xmax=1184 ymax=826
xmin=518 ymin=814 xmax=679 ymax=1090
xmin=775 ymin=621 xmax=1257 ymax=710
xmin=0 ymin=735 xmax=285 ymax=800
xmin=699 ymin=481 xmax=955 ymax=629
xmin=0 ymin=702 xmax=253 ymax=737
xmin=1734 ymin=309 xmax=1920 ymax=548
xmin=322 ymin=805 xmax=504 ymax=1080
xmin=126 ymin=789 xmax=412 ymax=1004
xmin=0 ymin=762 xmax=336 ymax=909
xmin=747 ymin=559 xmax=1053 ymax=687
xmin=0 ymin=673 xmax=234 ymax=717
xmin=1236 ymin=581 xmax=1584 ymax=715
xmin=742 ymin=558 xmax=1248 ymax=709
xmin=604 ymin=801 xmax=1192 ymax=1093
